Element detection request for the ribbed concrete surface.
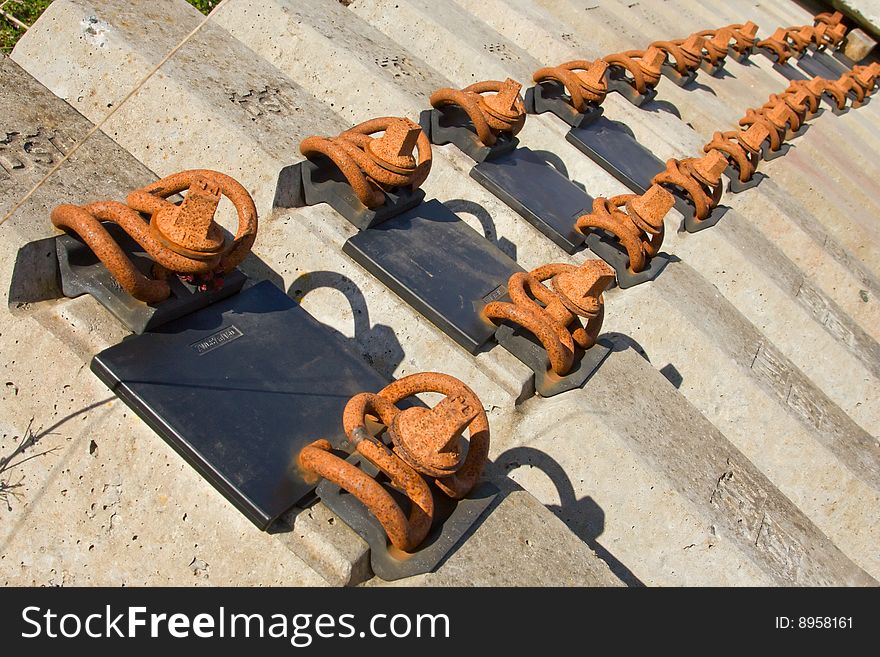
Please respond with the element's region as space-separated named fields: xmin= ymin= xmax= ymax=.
xmin=1 ymin=0 xmax=877 ymax=586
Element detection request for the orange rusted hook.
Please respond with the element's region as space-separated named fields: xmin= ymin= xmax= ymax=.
xmin=757 ymin=28 xmax=795 ymax=65
xmin=696 ymin=28 xmax=734 ymax=66
xmin=603 ymin=47 xmax=666 ymax=94
xmin=574 ymin=185 xmax=673 ymax=275
xmin=298 ymin=372 xmax=490 ymax=553
xmin=727 ymin=22 xmax=760 ymax=55
xmin=300 ymin=117 xmax=432 ymax=210
xmin=703 ymin=123 xmax=769 ymax=184
xmin=532 ymin=59 xmax=609 ymax=111
xmin=651 ymin=35 xmax=706 ymax=75
xmin=51 ymin=170 xmax=257 ymax=304
xmin=429 ymin=78 xmax=526 ymax=147
xmin=652 ymin=151 xmax=727 ymax=226
xmin=739 ymin=101 xmax=791 ymax=151
xmin=483 ymin=260 xmax=615 ymax=377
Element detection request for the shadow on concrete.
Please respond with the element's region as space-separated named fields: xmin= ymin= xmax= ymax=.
xmin=287 ymin=270 xmax=405 ymax=380
xmin=491 ymin=445 xmax=645 ymax=587
xmin=643 ymin=98 xmax=683 ymax=119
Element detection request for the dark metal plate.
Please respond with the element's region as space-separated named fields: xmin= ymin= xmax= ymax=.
xmin=342 ymin=200 xmax=522 ymax=353
xmin=832 ymin=50 xmax=857 ymax=69
xmin=524 ymin=81 xmax=604 ymax=128
xmin=802 ymin=48 xmax=851 ymax=76
xmin=494 ymin=326 xmax=612 ymax=397
xmin=471 ymin=148 xmax=589 ymax=254
xmin=90 ymin=281 xmax=390 ymax=530
xmin=567 ymin=117 xmax=665 ymax=194
xmin=660 ymin=64 xmax=697 ymax=87
xmin=582 ymin=229 xmax=671 ymax=288
xmin=56 ymin=225 xmax=246 ymax=334
xmin=605 ymin=70 xmax=658 ymax=106
xmin=761 ymin=142 xmax=792 ymax=161
xmin=797 ymin=51 xmax=845 ymax=79
xmin=725 ymin=167 xmax=765 ymax=193
xmin=317 ymin=451 xmax=498 ymax=581
xmin=672 ymin=193 xmax=728 ymax=233
xmin=699 ymin=60 xmax=726 ymax=76
xmin=274 ymin=159 xmax=425 ymax=231
xmin=727 ymin=48 xmax=752 ymax=63
xmin=419 ymin=107 xmax=518 ymax=163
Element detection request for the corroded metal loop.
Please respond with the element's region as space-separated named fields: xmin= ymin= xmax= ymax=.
xmin=704 ymin=124 xmax=769 ymax=183
xmin=852 ymin=64 xmax=880 ymax=93
xmin=765 ymin=93 xmax=806 ymax=131
xmin=651 ymin=35 xmax=705 ymax=74
xmin=430 ymin=78 xmax=526 ymax=147
xmin=785 ymin=79 xmax=821 ymax=114
xmin=783 ymin=25 xmax=816 ymax=53
xmin=739 ymin=102 xmax=791 ymax=150
xmin=757 ymin=27 xmax=794 ymax=64
xmin=696 ymin=28 xmax=733 ymax=64
xmin=652 ymin=152 xmax=727 ymax=224
xmin=814 ymin=10 xmax=843 ymax=27
xmin=574 ymin=184 xmax=673 ymax=274
xmin=51 ymin=170 xmax=257 ymax=304
xmin=532 ymin=59 xmax=609 ymax=110
xmin=813 ymin=11 xmax=847 ymax=47
xmin=727 ymin=21 xmax=760 ymax=54
xmin=810 ymin=75 xmax=849 ymax=109
xmin=603 ymin=47 xmax=666 ymax=93
xmin=298 ymin=373 xmax=490 ymax=552
xmin=483 ymin=261 xmax=615 ymax=377
xmin=300 ymin=117 xmax=432 ymax=209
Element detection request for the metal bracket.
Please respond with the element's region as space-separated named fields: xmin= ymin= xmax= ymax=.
xmin=802 ymin=47 xmax=851 ymax=76
xmin=90 ymin=281 xmax=391 ymax=530
xmin=699 ymin=60 xmax=726 ymax=76
xmin=605 ymin=69 xmax=658 ymax=106
xmin=797 ymin=51 xmax=845 ymax=79
xmin=274 ymin=158 xmax=425 ymax=231
xmin=493 ymin=323 xmax=612 ymax=397
xmin=672 ymin=193 xmax=728 ymax=233
xmin=418 ymin=107 xmax=518 ymax=163
xmin=54 ymin=225 xmax=246 ymax=334
xmin=660 ymin=63 xmax=697 ymax=87
xmin=524 ymin=81 xmax=604 ymax=128
xmin=470 ymin=148 xmax=589 ymax=254
xmin=727 ymin=47 xmax=753 ymax=63
xmin=342 ymin=199 xmax=522 ymax=353
xmin=317 ymin=450 xmax=498 ymax=581
xmin=761 ymin=141 xmax=792 ymax=161
xmin=581 ymin=229 xmax=671 ymax=288
xmin=725 ymin=167 xmax=765 ymax=193
xmin=566 ymin=118 xmax=665 ymax=194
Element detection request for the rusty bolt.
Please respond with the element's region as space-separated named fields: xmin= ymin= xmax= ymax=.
xmin=758 ymin=28 xmax=794 ymax=65
xmin=652 ymin=157 xmax=723 ymax=225
xmin=688 ymin=150 xmax=728 ymax=187
xmin=430 ymin=78 xmax=526 ymax=147
xmin=651 ymin=35 xmax=705 ymax=74
xmin=574 ymin=185 xmax=671 ymax=275
xmin=533 ymin=60 xmax=608 ymax=111
xmin=300 ymin=117 xmax=432 ymax=209
xmin=815 ymin=11 xmax=843 ymax=26
xmin=603 ymin=49 xmax=665 ymax=94
xmin=484 ymin=261 xmax=615 ymax=376
xmin=51 ymin=170 xmax=257 ymax=304
xmin=298 ymin=372 xmax=490 ymax=553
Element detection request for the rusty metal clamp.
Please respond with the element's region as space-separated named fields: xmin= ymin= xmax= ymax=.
xmin=298 ymin=372 xmax=489 ymax=553
xmin=853 ymin=63 xmax=880 ymax=93
xmin=603 ymin=48 xmax=666 ymax=94
xmin=813 ymin=11 xmax=847 ymax=47
xmin=785 ymin=79 xmax=822 ymax=115
xmin=532 ymin=59 xmax=609 ymax=111
xmin=483 ymin=261 xmax=614 ymax=377
xmin=757 ymin=27 xmax=795 ymax=65
xmin=727 ymin=22 xmax=760 ymax=55
xmin=51 ymin=170 xmax=257 ymax=304
xmin=704 ymin=124 xmax=769 ymax=184
xmin=764 ymin=92 xmax=807 ymax=132
xmin=652 ymin=151 xmax=727 ymax=225
xmin=299 ymin=117 xmax=432 ymax=210
xmin=429 ymin=78 xmax=526 ymax=148
xmin=783 ymin=25 xmax=816 ymax=54
xmin=739 ymin=101 xmax=792 ymax=151
xmin=696 ymin=28 xmax=734 ymax=66
xmin=650 ymin=35 xmax=706 ymax=75
xmin=574 ymin=185 xmax=672 ymax=274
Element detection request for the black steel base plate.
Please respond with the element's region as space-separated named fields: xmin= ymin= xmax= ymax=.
xmin=342 ymin=199 xmax=522 ymax=353
xmin=567 ymin=118 xmax=665 ymax=194
xmin=699 ymin=60 xmax=726 ymax=76
xmin=471 ymin=148 xmax=590 ymax=254
xmin=756 ymin=48 xmax=810 ymax=81
xmin=90 ymin=281 xmax=390 ymax=530
xmin=524 ymin=81 xmax=604 ymax=128
xmin=727 ymin=47 xmax=752 ymax=63
xmin=660 ymin=64 xmax=697 ymax=87
xmin=494 ymin=324 xmax=612 ymax=397
xmin=274 ymin=158 xmax=425 ymax=231
xmin=56 ymin=225 xmax=246 ymax=334
xmin=725 ymin=167 xmax=765 ymax=193
xmin=582 ymin=230 xmax=671 ymax=288
xmin=761 ymin=142 xmax=792 ymax=161
xmin=419 ymin=107 xmax=518 ymax=163
xmin=802 ymin=47 xmax=851 ymax=77
xmin=605 ymin=69 xmax=658 ymax=106
xmin=672 ymin=193 xmax=728 ymax=233
xmin=797 ymin=51 xmax=844 ymax=79
xmin=317 ymin=451 xmax=498 ymax=581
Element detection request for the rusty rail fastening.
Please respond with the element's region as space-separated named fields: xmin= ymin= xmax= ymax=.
xmin=298 ymin=372 xmax=489 ymax=552
xmin=482 ymin=260 xmax=615 ymax=377
xmin=813 ymin=11 xmax=847 ymax=48
xmin=703 ymin=123 xmax=770 ymax=184
xmin=726 ymin=22 xmax=760 ymax=56
xmin=299 ymin=117 xmax=432 ymax=209
xmin=603 ymin=47 xmax=666 ymax=95
xmin=695 ymin=28 xmax=734 ymax=67
xmin=757 ymin=28 xmax=796 ymax=64
xmin=574 ymin=185 xmax=673 ymax=275
xmin=532 ymin=59 xmax=609 ymax=111
xmin=650 ymin=35 xmax=706 ymax=75
xmin=738 ymin=100 xmax=795 ymax=152
xmin=429 ymin=78 xmax=526 ymax=147
xmin=51 ymin=170 xmax=257 ymax=304
xmin=651 ymin=151 xmax=728 ymax=226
